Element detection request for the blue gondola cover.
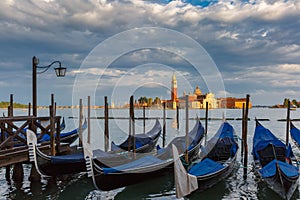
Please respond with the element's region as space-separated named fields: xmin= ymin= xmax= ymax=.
xmin=252 ymin=123 xmax=293 ymax=160
xmin=188 ymin=158 xmax=224 ymax=176
xmin=51 ymin=153 xmax=85 ymax=164
xmin=103 ymin=155 xmax=164 ymax=175
xmin=291 ymin=126 xmax=300 ymax=146
xmin=259 ymin=159 xmax=298 ymax=178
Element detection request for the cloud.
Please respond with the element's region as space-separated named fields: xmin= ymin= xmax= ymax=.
xmin=69 ymin=68 xmax=128 ymax=77
xmin=0 ymin=0 xmax=300 ymax=105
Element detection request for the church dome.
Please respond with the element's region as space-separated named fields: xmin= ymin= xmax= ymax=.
xmin=194 ymin=86 xmax=202 ymax=96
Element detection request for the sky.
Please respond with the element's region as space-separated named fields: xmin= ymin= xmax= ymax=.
xmin=0 ymin=0 xmax=300 ymax=106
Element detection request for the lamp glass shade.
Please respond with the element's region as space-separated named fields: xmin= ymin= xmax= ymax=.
xmin=54 ymin=67 xmax=66 ymax=77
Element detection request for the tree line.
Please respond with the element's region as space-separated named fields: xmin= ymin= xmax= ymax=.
xmin=283 ymin=98 xmax=299 ymax=108
xmin=0 ymin=101 xmax=28 ymax=108
xmin=137 ymin=96 xmax=161 ymax=107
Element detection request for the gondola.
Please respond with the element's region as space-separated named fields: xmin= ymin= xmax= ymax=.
xmin=84 ymin=119 xmax=205 ymax=191
xmin=26 ymin=120 xmax=161 ymax=177
xmin=111 ymin=119 xmax=161 ymax=153
xmin=38 ymin=118 xmax=87 ymax=145
xmin=2 ymin=118 xmax=76 ymax=147
xmin=290 ymin=121 xmax=300 ymax=149
xmin=173 ymin=121 xmax=238 ymax=197
xmin=37 ymin=117 xmax=66 ymax=131
xmin=252 ymin=119 xmax=299 ymax=200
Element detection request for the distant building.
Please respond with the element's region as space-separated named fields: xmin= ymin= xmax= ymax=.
xmin=218 ymin=97 xmax=252 ymax=109
xmin=163 ymin=73 xmax=219 ymax=109
xmin=161 ymin=73 xmax=252 ymax=109
xmin=171 ymin=73 xmax=178 ymax=109
xmin=203 ymin=93 xmax=218 ymax=109
xmin=163 ymin=73 xmax=179 ymax=109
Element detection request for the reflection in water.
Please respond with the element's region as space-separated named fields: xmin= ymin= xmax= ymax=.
xmin=1 ymin=108 xmax=300 ymax=199
xmin=114 ymin=172 xmax=175 ymax=200
xmin=257 ymin=179 xmax=300 ymax=200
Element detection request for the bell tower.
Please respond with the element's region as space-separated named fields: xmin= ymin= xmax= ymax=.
xmin=171 ymin=73 xmax=177 ymax=109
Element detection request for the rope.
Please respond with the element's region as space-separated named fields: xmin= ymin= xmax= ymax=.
xmin=271 ymin=144 xmax=285 ymax=190
xmin=235 ymin=135 xmax=242 ymax=141
xmin=180 ymin=156 xmax=189 ymax=168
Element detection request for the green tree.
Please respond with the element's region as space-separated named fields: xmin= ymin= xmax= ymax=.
xmin=148 ymin=98 xmax=153 ymax=106
xmin=283 ymin=98 xmax=289 ymax=108
xmin=0 ymin=101 xmax=27 ymax=108
xmin=154 ymin=97 xmax=161 ymax=105
xmin=138 ymin=96 xmax=148 ymax=105
xmin=292 ymin=99 xmax=299 ymax=108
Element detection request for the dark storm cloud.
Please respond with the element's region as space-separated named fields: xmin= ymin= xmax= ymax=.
xmin=0 ymin=0 xmax=299 ymax=105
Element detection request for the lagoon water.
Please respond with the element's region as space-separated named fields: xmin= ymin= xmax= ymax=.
xmin=1 ymin=107 xmax=300 ymax=200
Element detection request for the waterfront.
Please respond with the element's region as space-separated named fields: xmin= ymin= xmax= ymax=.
xmin=1 ymin=107 xmax=300 ymax=200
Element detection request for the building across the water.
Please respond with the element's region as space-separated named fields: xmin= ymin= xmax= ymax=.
xmin=218 ymin=97 xmax=252 ymax=109
xmin=162 ymin=73 xmax=219 ymax=109
xmin=162 ymin=73 xmax=251 ymax=109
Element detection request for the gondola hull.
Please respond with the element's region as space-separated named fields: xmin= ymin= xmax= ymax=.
xmin=27 ymin=120 xmax=162 ymax=177
xmin=111 ymin=120 xmax=161 ymax=153
xmin=92 ymin=136 xmax=202 ymax=191
xmin=253 ymin=160 xmax=299 ymax=200
xmin=111 ymin=135 xmax=160 ymax=154
xmin=35 ymin=147 xmax=86 ymax=176
xmin=39 ymin=159 xmax=86 ymax=176
xmin=89 ymin=120 xmax=205 ymax=191
xmin=94 ymin=162 xmax=172 ymax=191
xmin=58 ymin=133 xmax=79 ymax=145
xmin=196 ymin=156 xmax=236 ymax=191
xmin=252 ymin=120 xmax=299 ymax=200
xmin=179 ymin=121 xmax=239 ymax=195
xmin=263 ymin=173 xmax=298 ymax=200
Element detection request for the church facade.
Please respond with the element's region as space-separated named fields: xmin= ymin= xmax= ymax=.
xmin=163 ymin=73 xmax=218 ymax=109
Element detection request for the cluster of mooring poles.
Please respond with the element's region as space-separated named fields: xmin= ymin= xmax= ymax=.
xmin=1 ymin=93 xmax=255 ymax=184
xmin=0 ymin=93 xmax=64 ymax=182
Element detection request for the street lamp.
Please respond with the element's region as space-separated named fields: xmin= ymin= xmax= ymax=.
xmin=32 ymin=56 xmax=67 ymax=116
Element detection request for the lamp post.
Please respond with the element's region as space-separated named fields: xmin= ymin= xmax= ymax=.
xmin=32 ymin=56 xmax=66 ymax=116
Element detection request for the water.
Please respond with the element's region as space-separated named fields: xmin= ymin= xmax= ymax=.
xmin=1 ymin=108 xmax=300 ymax=199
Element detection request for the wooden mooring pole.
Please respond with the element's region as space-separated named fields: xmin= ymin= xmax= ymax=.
xmin=28 ymin=103 xmax=31 ymax=116
xmin=243 ymin=94 xmax=250 ymax=179
xmin=241 ymin=103 xmax=245 ymax=158
xmin=176 ymin=106 xmax=179 ymax=130
xmin=205 ymin=101 xmax=208 ymax=145
xmin=5 ymin=95 xmax=13 ymax=182
xmin=9 ymin=94 xmax=24 ymax=182
xmin=29 ymin=164 xmax=41 ymax=181
xmin=131 ymin=96 xmax=136 ymax=157
xmin=87 ymin=96 xmax=91 ymax=144
xmin=185 ymin=95 xmax=189 ymax=163
xmin=55 ymin=116 xmax=61 ymax=154
xmin=163 ymin=102 xmax=166 ymax=148
xmin=12 ymin=163 xmax=23 ymax=183
xmin=79 ymin=99 xmax=83 ymax=147
xmin=50 ymin=94 xmax=56 ymax=156
xmin=128 ymin=97 xmax=132 ymax=153
xmin=286 ymin=99 xmax=290 ymax=147
xmin=104 ymin=96 xmax=109 ymax=152
xmin=9 ymin=94 xmax=13 ymax=116
xmin=143 ymin=106 xmax=146 ymax=134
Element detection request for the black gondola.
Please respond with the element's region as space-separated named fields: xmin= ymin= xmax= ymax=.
xmin=26 ymin=120 xmax=161 ymax=177
xmin=290 ymin=121 xmax=300 ymax=149
xmin=173 ymin=121 xmax=238 ymax=197
xmin=84 ymin=119 xmax=205 ymax=191
xmin=38 ymin=118 xmax=87 ymax=145
xmin=252 ymin=119 xmax=299 ymax=200
xmin=111 ymin=119 xmax=162 ymax=153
